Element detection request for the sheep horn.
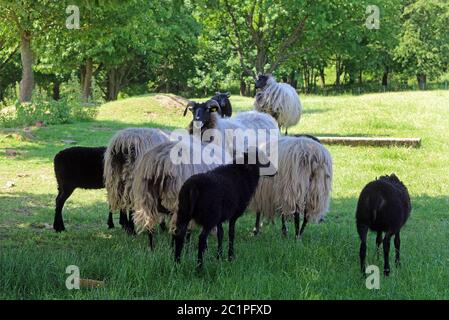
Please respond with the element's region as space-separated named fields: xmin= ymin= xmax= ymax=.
xmin=206 ymin=99 xmax=221 ymax=114
xmin=183 ymin=101 xmax=195 ymax=117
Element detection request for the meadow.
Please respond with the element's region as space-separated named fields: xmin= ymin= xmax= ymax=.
xmin=0 ymin=91 xmax=448 ymax=299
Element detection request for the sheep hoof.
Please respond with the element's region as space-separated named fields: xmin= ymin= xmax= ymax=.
xmin=53 ymin=225 xmax=65 ymax=232
xmin=384 ymin=269 xmax=390 ymax=277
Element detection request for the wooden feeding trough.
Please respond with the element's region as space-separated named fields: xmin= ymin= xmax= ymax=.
xmin=317 ymin=136 xmax=421 ymax=148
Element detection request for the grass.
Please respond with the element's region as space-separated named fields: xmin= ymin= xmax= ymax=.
xmin=1 ymin=91 xmax=448 ymax=299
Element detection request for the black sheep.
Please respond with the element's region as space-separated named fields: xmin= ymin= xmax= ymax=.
xmin=174 ymin=151 xmax=275 ymax=269
xmin=211 ymin=91 xmax=232 ymax=117
xmin=53 ymin=146 xmax=127 ymax=232
xmin=183 ymin=92 xmax=232 ymax=119
xmin=356 ymin=174 xmax=411 ymax=276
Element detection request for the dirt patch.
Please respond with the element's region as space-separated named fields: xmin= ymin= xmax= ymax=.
xmin=5 ymin=148 xmax=20 ymax=157
xmin=153 ymin=94 xmax=188 ymax=109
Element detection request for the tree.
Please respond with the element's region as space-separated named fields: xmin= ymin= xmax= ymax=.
xmin=395 ymin=0 xmax=449 ymax=89
xmin=0 ymin=1 xmax=65 ymax=102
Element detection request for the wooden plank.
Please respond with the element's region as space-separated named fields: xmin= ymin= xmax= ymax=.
xmin=318 ymin=136 xmax=421 ymax=148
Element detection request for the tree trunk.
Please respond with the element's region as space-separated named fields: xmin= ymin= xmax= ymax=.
xmin=417 ymin=74 xmax=426 ymax=90
xmin=319 ymin=68 xmax=325 ymax=88
xmin=335 ymin=57 xmax=341 ymax=87
xmin=19 ymin=32 xmax=34 ymax=103
xmin=382 ymin=70 xmax=389 ymax=87
xmin=358 ymin=70 xmax=363 ymax=85
xmin=240 ymin=77 xmax=246 ymax=96
xmin=255 ymin=48 xmax=267 ymax=75
xmin=106 ymin=69 xmax=120 ymax=101
xmin=52 ymin=80 xmax=60 ymax=100
xmin=82 ymin=58 xmax=93 ymax=103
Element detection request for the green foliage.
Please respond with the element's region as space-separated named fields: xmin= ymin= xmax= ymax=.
xmin=1 ymin=0 xmax=448 ymax=101
xmin=394 ymin=0 xmax=449 ymax=79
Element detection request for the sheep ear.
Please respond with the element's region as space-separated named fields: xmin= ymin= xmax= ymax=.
xmin=225 ymin=92 xmax=231 ymax=97
xmin=215 ymin=91 xmax=220 ymax=95
xmin=183 ymin=106 xmax=189 ymax=117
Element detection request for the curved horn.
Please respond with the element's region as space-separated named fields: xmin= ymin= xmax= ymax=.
xmin=206 ymin=99 xmax=221 ymax=114
xmin=183 ymin=101 xmax=195 ymax=117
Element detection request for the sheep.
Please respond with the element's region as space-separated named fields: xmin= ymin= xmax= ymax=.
xmin=173 ymin=149 xmax=275 ymax=268
xmin=132 ymin=134 xmax=230 ymax=249
xmin=211 ymin=91 xmax=233 ymax=117
xmin=52 ymin=146 xmax=127 ymax=232
xmin=103 ymin=128 xmax=170 ymax=232
xmin=356 ymin=174 xmax=411 ymax=276
xmin=254 ymin=74 xmax=302 ymax=134
xmin=250 ymin=135 xmax=333 ymax=238
xmin=183 ymin=92 xmax=233 ymax=119
xmin=184 ymin=99 xmax=279 ymax=157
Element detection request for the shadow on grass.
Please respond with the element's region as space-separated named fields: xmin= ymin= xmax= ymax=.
xmin=0 ymin=119 xmax=185 ymax=162
xmin=302 ymin=107 xmax=331 ymax=115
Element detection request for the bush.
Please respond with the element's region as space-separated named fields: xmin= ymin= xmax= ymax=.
xmin=0 ymin=98 xmax=98 ymax=128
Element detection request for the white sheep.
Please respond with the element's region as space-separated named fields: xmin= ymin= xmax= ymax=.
xmin=254 ymin=74 xmax=302 ymax=134
xmin=250 ymin=135 xmax=333 ymax=238
xmin=103 ymin=128 xmax=170 ymax=231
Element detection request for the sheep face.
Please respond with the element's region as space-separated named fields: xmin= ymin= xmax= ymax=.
xmin=212 ymin=92 xmax=231 ymax=109
xmin=255 ymin=74 xmax=269 ymax=89
xmin=184 ymin=99 xmax=221 ymax=128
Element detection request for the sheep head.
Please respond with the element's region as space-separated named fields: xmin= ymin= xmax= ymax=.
xmin=255 ymin=73 xmax=273 ymax=90
xmin=212 ymin=92 xmax=231 ymax=110
xmin=184 ymin=99 xmax=221 ymax=129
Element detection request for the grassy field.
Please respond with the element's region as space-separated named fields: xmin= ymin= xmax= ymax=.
xmin=0 ymin=91 xmax=448 ymax=299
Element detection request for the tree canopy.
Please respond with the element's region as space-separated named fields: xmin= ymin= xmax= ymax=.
xmin=0 ymin=0 xmax=448 ymax=103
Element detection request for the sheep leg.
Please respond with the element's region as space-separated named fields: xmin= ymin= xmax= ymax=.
xmin=383 ymin=232 xmax=392 ymax=276
xmin=299 ymin=214 xmax=308 ymax=237
xmin=107 ymin=210 xmax=114 ymax=229
xmin=281 ymin=215 xmax=288 ymax=237
xmin=53 ymin=187 xmax=74 ymax=232
xmin=294 ymin=212 xmax=300 ymax=239
xmin=216 ymin=223 xmax=224 ymax=259
xmin=119 ymin=209 xmax=128 ymax=228
xmin=253 ymin=211 xmax=261 ymax=235
xmin=147 ymin=231 xmax=155 ymax=250
xmin=357 ymin=223 xmax=369 ymax=274
xmin=376 ymin=231 xmax=383 ymax=259
xmin=159 ymin=219 xmax=167 ymax=233
xmin=126 ymin=211 xmax=136 ymax=235
xmin=197 ymin=228 xmax=210 ymax=269
xmin=174 ymin=224 xmax=188 ymax=263
xmin=228 ymin=220 xmax=236 ymax=261
xmin=394 ymin=232 xmax=401 ymax=267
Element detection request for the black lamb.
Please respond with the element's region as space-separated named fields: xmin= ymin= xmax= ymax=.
xmin=356 ymin=174 xmax=411 ymax=276
xmin=53 ymin=146 xmax=127 ymax=232
xmin=174 ymin=150 xmax=275 ymax=269
xmin=211 ymin=91 xmax=232 ymax=117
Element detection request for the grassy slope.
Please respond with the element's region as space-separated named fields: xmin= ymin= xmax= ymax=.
xmin=0 ymin=91 xmax=448 ymax=299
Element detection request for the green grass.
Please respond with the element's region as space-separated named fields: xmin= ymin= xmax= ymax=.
xmin=1 ymin=91 xmax=448 ymax=299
